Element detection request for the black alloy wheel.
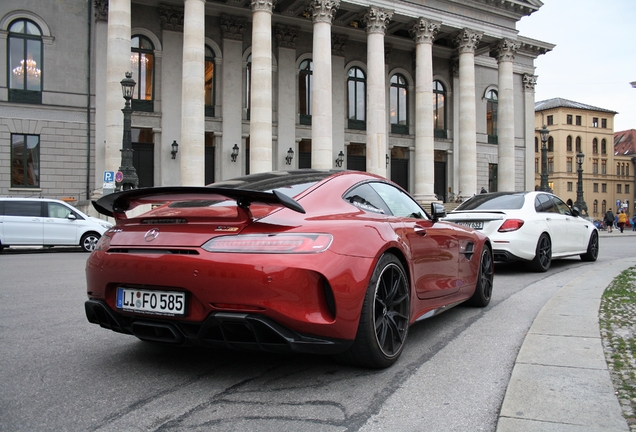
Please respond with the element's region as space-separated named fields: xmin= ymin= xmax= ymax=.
xmin=529 ymin=233 xmax=552 ymax=272
xmin=580 ymin=231 xmax=599 ymax=262
xmin=468 ymin=245 xmax=494 ymax=307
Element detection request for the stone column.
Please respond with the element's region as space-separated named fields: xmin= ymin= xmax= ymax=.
xmin=331 ymin=34 xmax=348 ymax=164
xmin=454 ymin=28 xmax=482 ymax=199
xmin=179 ymin=0 xmax=205 ymax=186
xmin=275 ymin=24 xmax=299 ymax=169
xmin=523 ymin=74 xmax=538 ymax=191
xmin=249 ymin=0 xmax=275 ymax=174
xmin=494 ymin=39 xmax=518 ymax=191
xmin=363 ymin=6 xmax=392 ymax=178
xmin=105 ymin=0 xmax=131 ymax=176
xmin=310 ymin=0 xmax=340 ymax=169
xmin=93 ymin=0 xmax=109 ymax=191
xmin=410 ymin=18 xmax=440 ymax=204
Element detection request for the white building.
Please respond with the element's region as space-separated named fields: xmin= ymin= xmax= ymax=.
xmin=0 ymin=0 xmax=553 ymax=210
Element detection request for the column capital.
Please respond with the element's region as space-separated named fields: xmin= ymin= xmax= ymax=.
xmin=454 ymin=28 xmax=483 ymax=54
xmin=309 ymin=0 xmax=340 ymax=24
xmin=94 ymin=0 xmax=108 ymax=21
xmin=159 ymin=5 xmax=184 ymax=32
xmin=492 ymin=38 xmax=518 ymax=63
xmin=523 ymin=73 xmax=538 ymax=91
xmin=221 ymin=15 xmax=247 ymax=41
xmin=275 ymin=24 xmax=299 ymax=49
xmin=363 ymin=6 xmax=393 ymax=35
xmin=332 ymin=34 xmax=348 ymax=56
xmin=410 ymin=18 xmax=441 ymax=44
xmin=251 ymin=0 xmax=276 ymax=14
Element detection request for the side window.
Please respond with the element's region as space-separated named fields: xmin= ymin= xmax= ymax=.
xmin=550 ymin=196 xmax=572 ymax=216
xmin=369 ymin=182 xmax=427 ymax=219
xmin=535 ymin=194 xmax=556 ymax=213
xmin=47 ymin=202 xmax=74 ymax=219
xmin=8 ymin=19 xmax=43 ymax=104
xmin=343 ymin=183 xmax=389 ymax=215
xmin=5 ymin=201 xmax=41 ymax=217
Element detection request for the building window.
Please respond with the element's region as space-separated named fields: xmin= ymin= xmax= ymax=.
xmin=621 ymin=163 xmax=625 ymax=176
xmin=535 ymin=158 xmax=539 ymax=173
xmin=535 ymin=137 xmax=539 ymax=153
xmin=602 ymin=183 xmax=607 ymax=193
xmin=592 ymin=117 xmax=598 ymax=127
xmin=593 ymin=183 xmax=599 ymax=193
xmin=601 ymin=138 xmax=607 ymax=154
xmin=205 ymin=46 xmax=216 ymax=117
xmin=566 ymin=135 xmax=573 ymax=152
xmin=433 ymin=80 xmax=446 ymax=138
xmin=8 ymin=19 xmax=43 ymax=104
xmin=548 ymin=136 xmax=554 ymax=152
xmin=390 ymin=74 xmax=408 ymax=134
xmin=11 ymin=134 xmax=40 ymax=187
xmin=567 ymin=182 xmax=573 ymax=191
xmin=602 ymin=200 xmax=606 ymax=214
xmin=567 ymin=114 xmax=573 ymax=125
xmin=299 ymin=59 xmax=312 ymax=125
xmin=618 ymin=184 xmax=622 ymax=194
xmin=347 ymin=67 xmax=366 ymax=130
xmin=602 ymin=118 xmax=607 ymax=128
xmin=547 ymin=115 xmax=553 ymax=126
xmin=593 ymin=159 xmax=598 ymax=174
xmin=548 ymin=157 xmax=554 ymax=173
xmin=602 ymin=160 xmax=606 ymax=174
xmin=131 ymin=35 xmax=154 ymax=112
xmin=576 ymin=115 xmax=582 ymax=126
xmin=245 ymin=54 xmax=251 ymax=120
xmin=486 ymin=89 xmax=498 ymax=144
xmin=626 ymin=184 xmax=630 ymax=194
xmin=593 ymin=200 xmax=598 ymax=214
xmin=576 ymin=136 xmax=582 ymax=153
xmin=567 ymin=157 xmax=573 ymax=173
xmin=617 ymin=163 xmax=621 ymax=176
xmin=627 ymin=165 xmax=630 ymax=177
xmin=592 ymin=138 xmax=598 ymax=154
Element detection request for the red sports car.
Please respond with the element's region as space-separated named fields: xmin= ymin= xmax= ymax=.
xmin=85 ymin=170 xmax=493 ymax=368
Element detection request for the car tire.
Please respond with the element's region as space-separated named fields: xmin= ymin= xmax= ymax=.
xmin=580 ymin=231 xmax=599 ymax=262
xmin=468 ymin=244 xmax=494 ymax=307
xmin=334 ymin=253 xmax=410 ymax=369
xmin=81 ymin=233 xmax=100 ymax=252
xmin=529 ymin=233 xmax=551 ymax=272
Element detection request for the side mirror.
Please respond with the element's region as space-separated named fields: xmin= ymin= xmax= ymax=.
xmin=431 ymin=202 xmax=446 ymax=222
xmin=571 ymin=206 xmax=580 ymax=217
xmin=67 ymin=213 xmax=77 ymax=221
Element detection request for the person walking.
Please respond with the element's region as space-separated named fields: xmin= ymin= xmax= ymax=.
xmin=632 ymin=214 xmax=636 ymax=231
xmin=618 ymin=210 xmax=628 ymax=233
xmin=604 ymin=209 xmax=615 ymax=233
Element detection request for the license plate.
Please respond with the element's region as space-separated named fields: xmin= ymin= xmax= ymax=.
xmin=456 ymin=221 xmax=484 ymax=230
xmin=116 ymin=287 xmax=186 ymax=316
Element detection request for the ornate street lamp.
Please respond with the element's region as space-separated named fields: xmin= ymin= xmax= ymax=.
xmin=335 ymin=150 xmax=344 ymax=168
xmin=575 ymin=151 xmax=587 ymax=215
xmin=285 ymin=147 xmax=294 ymax=165
xmin=116 ymin=72 xmax=139 ymax=191
xmin=539 ymin=125 xmax=551 ymax=192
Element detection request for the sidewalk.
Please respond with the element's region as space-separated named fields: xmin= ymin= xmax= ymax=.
xmin=496 ymin=233 xmax=636 ymax=431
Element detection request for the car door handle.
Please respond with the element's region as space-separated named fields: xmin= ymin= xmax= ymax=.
xmin=414 ymin=226 xmax=427 ymax=236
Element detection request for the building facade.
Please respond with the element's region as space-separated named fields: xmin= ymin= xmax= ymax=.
xmin=534 ymin=98 xmax=635 ymax=220
xmin=0 ymin=0 xmax=553 ymax=213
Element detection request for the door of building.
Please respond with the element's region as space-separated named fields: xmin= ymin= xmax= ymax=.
xmin=434 ymin=161 xmax=446 ymax=201
xmin=132 ymin=142 xmax=154 ymax=188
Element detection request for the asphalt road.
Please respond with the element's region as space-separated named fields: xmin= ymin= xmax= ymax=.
xmin=0 ymin=237 xmax=627 ymax=431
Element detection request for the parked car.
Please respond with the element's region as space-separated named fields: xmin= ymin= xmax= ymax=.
xmin=85 ymin=169 xmax=494 ymax=368
xmin=443 ymin=191 xmax=599 ymax=272
xmin=0 ymin=197 xmax=112 ymax=252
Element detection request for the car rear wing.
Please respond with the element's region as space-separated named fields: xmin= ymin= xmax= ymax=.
xmin=92 ymin=187 xmax=306 ymax=220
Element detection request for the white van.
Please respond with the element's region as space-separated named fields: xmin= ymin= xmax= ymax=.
xmin=0 ymin=198 xmax=112 ymax=252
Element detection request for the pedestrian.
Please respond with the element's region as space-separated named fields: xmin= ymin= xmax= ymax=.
xmin=604 ymin=209 xmax=615 ymax=233
xmin=632 ymin=215 xmax=636 ymax=231
xmin=618 ymin=210 xmax=628 ymax=233
xmin=480 ymin=187 xmax=487 ymax=194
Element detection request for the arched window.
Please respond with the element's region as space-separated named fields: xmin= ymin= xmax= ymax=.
xmin=433 ymin=80 xmax=446 ymax=138
xmin=245 ymin=54 xmax=251 ymax=120
xmin=593 ymin=200 xmax=598 ymax=214
xmin=602 ymin=200 xmax=606 ymax=214
xmin=390 ymin=74 xmax=408 ymax=134
xmin=347 ymin=67 xmax=366 ymax=130
xmin=534 ymin=137 xmax=538 ymax=153
xmin=299 ymin=59 xmax=312 ymax=125
xmin=592 ymin=138 xmax=598 ymax=154
xmin=131 ymin=35 xmax=154 ymax=111
xmin=486 ymin=89 xmax=498 ymax=144
xmin=566 ymin=135 xmax=573 ymax=152
xmin=205 ymin=45 xmax=215 ymax=117
xmin=8 ymin=19 xmax=43 ymax=104
xmin=548 ymin=136 xmax=554 ymax=152
xmin=601 ymin=138 xmax=607 ymax=155
xmin=575 ymin=136 xmax=582 ymax=153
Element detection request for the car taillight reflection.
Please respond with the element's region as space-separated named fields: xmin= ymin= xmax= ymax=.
xmin=498 ymin=219 xmax=524 ymax=232
xmin=202 ymin=233 xmax=333 ymax=253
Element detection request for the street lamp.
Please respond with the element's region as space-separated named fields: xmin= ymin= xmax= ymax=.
xmin=116 ymin=72 xmax=139 ymax=191
xmin=538 ymin=125 xmax=551 ymax=192
xmin=575 ymin=151 xmax=587 ymax=215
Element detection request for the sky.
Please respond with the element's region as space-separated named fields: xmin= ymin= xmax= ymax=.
xmin=516 ymin=0 xmax=636 ymax=132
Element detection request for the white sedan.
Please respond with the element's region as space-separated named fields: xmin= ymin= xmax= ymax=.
xmin=443 ymin=191 xmax=598 ymax=272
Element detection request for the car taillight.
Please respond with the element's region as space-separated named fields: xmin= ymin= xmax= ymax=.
xmin=498 ymin=219 xmax=524 ymax=232
xmin=201 ymin=233 xmax=333 ymax=253
xmin=94 ymin=233 xmax=111 ymax=251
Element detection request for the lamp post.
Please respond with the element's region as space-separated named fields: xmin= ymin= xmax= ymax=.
xmin=575 ymin=151 xmax=587 ymax=215
xmin=539 ymin=125 xmax=551 ymax=192
xmin=115 ymin=72 xmax=139 ymax=191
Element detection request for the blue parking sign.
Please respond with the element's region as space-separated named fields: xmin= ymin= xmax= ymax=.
xmin=104 ymin=171 xmax=115 ymax=183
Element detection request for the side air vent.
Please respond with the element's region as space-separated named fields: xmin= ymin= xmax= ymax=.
xmin=141 ymin=218 xmax=188 ymax=224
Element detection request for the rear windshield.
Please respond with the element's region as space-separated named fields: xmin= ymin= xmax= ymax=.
xmin=454 ymin=193 xmax=526 ymax=211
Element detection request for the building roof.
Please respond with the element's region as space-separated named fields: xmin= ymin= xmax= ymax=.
xmin=614 ymin=129 xmax=636 ymax=156
xmin=535 ymin=97 xmax=617 ymax=114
